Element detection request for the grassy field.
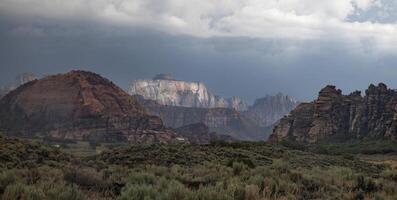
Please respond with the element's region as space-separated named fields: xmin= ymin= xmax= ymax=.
xmin=1 ymin=134 xmax=397 ymax=199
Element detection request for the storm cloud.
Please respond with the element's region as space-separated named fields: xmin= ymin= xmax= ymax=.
xmin=0 ymin=0 xmax=397 ymax=102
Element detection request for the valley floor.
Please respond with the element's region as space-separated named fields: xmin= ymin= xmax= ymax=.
xmin=1 ymin=134 xmax=397 ymax=200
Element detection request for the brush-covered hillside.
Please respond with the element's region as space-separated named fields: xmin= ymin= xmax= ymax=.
xmin=1 ymin=133 xmax=397 ymax=199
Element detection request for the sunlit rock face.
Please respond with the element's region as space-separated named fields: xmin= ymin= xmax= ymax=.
xmin=270 ymin=83 xmax=397 ymax=143
xmin=128 ymin=74 xmax=248 ymax=111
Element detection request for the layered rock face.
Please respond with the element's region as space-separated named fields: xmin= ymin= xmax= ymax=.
xmin=0 ymin=71 xmax=177 ymax=143
xmin=175 ymin=123 xmax=235 ymax=144
xmin=134 ymin=95 xmax=268 ymax=140
xmin=243 ymin=93 xmax=298 ymax=127
xmin=128 ymin=74 xmax=248 ymax=111
xmin=270 ymin=83 xmax=397 ymax=143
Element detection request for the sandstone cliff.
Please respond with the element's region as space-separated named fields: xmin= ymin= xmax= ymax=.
xmin=0 ymin=71 xmax=177 ymax=143
xmin=270 ymin=83 xmax=397 ymax=143
xmin=243 ymin=93 xmax=298 ymax=127
xmin=134 ymin=95 xmax=268 ymax=140
xmin=128 ymin=74 xmax=248 ymax=111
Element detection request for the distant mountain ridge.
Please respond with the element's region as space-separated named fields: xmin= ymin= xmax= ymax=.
xmin=134 ymin=95 xmax=267 ymax=140
xmin=129 ymin=74 xmax=298 ymax=128
xmin=270 ymin=83 xmax=397 ymax=143
xmin=128 ymin=74 xmax=248 ymax=111
xmin=129 ymin=75 xmax=299 ymax=140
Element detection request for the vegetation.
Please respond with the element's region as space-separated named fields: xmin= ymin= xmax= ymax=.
xmin=1 ymin=135 xmax=397 ymax=199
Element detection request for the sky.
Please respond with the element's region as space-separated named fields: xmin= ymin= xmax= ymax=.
xmin=1 ymin=0 xmax=397 ymax=103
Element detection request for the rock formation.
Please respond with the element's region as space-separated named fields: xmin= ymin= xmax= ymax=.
xmin=243 ymin=93 xmax=299 ymax=127
xmin=128 ymin=74 xmax=248 ymax=111
xmin=270 ymin=83 xmax=397 ymax=143
xmin=175 ymin=123 xmax=235 ymax=144
xmin=134 ymin=95 xmax=268 ymax=140
xmin=0 ymin=70 xmax=178 ymax=143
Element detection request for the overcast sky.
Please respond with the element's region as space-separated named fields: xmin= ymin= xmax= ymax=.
xmin=1 ymin=0 xmax=397 ymax=102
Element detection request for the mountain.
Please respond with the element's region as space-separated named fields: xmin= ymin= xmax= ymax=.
xmin=128 ymin=74 xmax=248 ymax=111
xmin=0 ymin=73 xmax=37 ymax=98
xmin=243 ymin=93 xmax=299 ymax=127
xmin=134 ymin=95 xmax=268 ymax=140
xmin=128 ymin=75 xmax=299 ymax=140
xmin=0 ymin=70 xmax=178 ymax=143
xmin=270 ymin=83 xmax=397 ymax=143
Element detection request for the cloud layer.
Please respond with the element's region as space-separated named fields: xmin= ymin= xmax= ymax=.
xmin=1 ymin=0 xmax=397 ymax=101
xmin=1 ymin=0 xmax=397 ymax=54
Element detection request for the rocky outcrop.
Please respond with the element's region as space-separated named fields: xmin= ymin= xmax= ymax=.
xmin=0 ymin=71 xmax=178 ymax=143
xmin=134 ymin=95 xmax=268 ymax=140
xmin=128 ymin=74 xmax=248 ymax=111
xmin=243 ymin=93 xmax=298 ymax=127
xmin=270 ymin=83 xmax=397 ymax=143
xmin=175 ymin=123 xmax=235 ymax=144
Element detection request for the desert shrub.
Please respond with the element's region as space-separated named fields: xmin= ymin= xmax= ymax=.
xmin=355 ymin=176 xmax=378 ymax=193
xmin=118 ymin=184 xmax=157 ymax=200
xmin=232 ymin=184 xmax=245 ymax=200
xmin=244 ymin=185 xmax=260 ymax=200
xmin=381 ymin=169 xmax=397 ymax=182
xmin=279 ymin=140 xmax=307 ymax=151
xmin=187 ymin=186 xmax=231 ymax=200
xmin=374 ymin=194 xmax=385 ymax=200
xmin=2 ymin=183 xmax=44 ymax=200
xmin=145 ymin=165 xmax=168 ymax=177
xmin=44 ymin=183 xmax=86 ymax=200
xmin=64 ymin=167 xmax=106 ymax=188
xmin=0 ymin=170 xmax=17 ymax=194
xmin=263 ymin=177 xmax=280 ymax=198
xmin=161 ymin=181 xmax=190 ymax=200
xmin=247 ymin=175 xmax=265 ymax=192
xmin=127 ymin=172 xmax=157 ymax=186
xmin=232 ymin=162 xmax=246 ymax=176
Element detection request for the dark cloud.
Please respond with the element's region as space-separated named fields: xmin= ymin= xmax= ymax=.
xmin=0 ymin=5 xmax=397 ymax=103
